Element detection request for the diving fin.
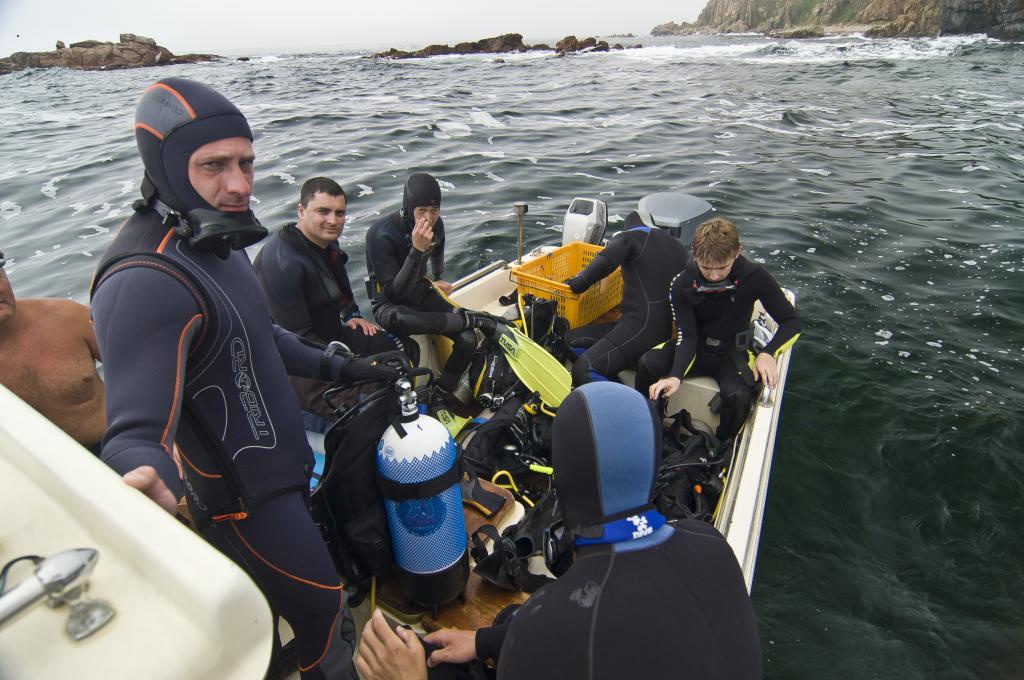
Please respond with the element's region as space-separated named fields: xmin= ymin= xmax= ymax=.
xmin=435 ymin=407 xmax=471 ymax=437
xmin=493 ymin=324 xmax=571 ymax=408
xmin=461 ymin=476 xmax=507 ymax=518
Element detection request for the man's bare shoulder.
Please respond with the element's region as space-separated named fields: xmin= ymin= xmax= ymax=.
xmin=19 ymin=298 xmax=88 ymax=317
xmin=17 ymin=299 xmax=91 ymax=329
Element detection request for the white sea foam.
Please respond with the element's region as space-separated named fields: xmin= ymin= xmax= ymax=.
xmin=273 ymin=172 xmax=296 ymax=184
xmin=485 ymin=171 xmax=505 ymax=183
xmin=1 ymin=201 xmax=21 ymax=220
xmin=435 ymin=121 xmax=472 ymax=137
xmin=470 ymin=110 xmax=505 ymax=128
xmin=799 ymin=168 xmax=832 ymax=176
xmin=461 ymin=150 xmax=506 ymax=159
xmin=437 ymin=180 xmax=456 ymax=192
xmin=357 ymin=184 xmax=373 ymax=197
xmin=876 ymin=329 xmax=893 ymax=340
xmin=78 ymin=225 xmax=110 ymax=239
xmin=93 ymin=203 xmax=112 ymax=215
xmin=118 ymin=179 xmax=135 ymax=195
xmin=41 ymin=174 xmax=69 ymax=199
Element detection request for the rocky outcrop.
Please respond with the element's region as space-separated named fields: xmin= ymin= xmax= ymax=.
xmin=374 ymin=33 xmax=628 ymax=59
xmin=374 ymin=33 xmax=536 ymax=59
xmin=652 ymin=20 xmax=702 ymax=35
xmin=653 ymin=0 xmax=1023 ymax=37
xmin=0 ymin=34 xmax=219 ymax=75
xmin=554 ymin=35 xmax=612 ymax=54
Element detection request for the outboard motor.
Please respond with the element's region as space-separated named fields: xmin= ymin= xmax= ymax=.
xmin=636 ymin=192 xmax=713 ymax=245
xmin=562 ymin=197 xmax=608 ymax=246
xmin=376 ymin=381 xmax=469 ymax=607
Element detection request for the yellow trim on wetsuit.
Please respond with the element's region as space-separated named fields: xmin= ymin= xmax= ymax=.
xmin=771 ymin=332 xmax=800 ymax=358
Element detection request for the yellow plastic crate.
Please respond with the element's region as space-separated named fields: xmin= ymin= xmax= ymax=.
xmin=510 ymin=242 xmax=623 ymax=328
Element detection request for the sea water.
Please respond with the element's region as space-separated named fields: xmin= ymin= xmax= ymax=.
xmin=1 ymin=33 xmax=1021 ymax=679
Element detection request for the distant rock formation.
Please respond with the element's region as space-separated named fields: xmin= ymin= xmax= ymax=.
xmin=374 ymin=33 xmax=633 ymax=59
xmin=374 ymin=33 xmax=536 ymax=59
xmin=555 ymin=35 xmax=611 ymax=54
xmin=0 ymin=34 xmax=219 ymax=75
xmin=653 ymin=0 xmax=1023 ymax=38
xmin=652 ymin=20 xmax=703 ymax=35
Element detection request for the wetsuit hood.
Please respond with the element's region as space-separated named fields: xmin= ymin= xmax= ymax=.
xmin=401 ymin=173 xmax=442 ymax=230
xmin=134 ymin=77 xmax=265 ymax=253
xmin=552 ymin=382 xmax=662 ymax=532
xmin=623 ymin=210 xmax=652 ymax=230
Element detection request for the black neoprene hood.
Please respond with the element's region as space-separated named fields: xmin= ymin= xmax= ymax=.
xmin=134 ymin=77 xmax=253 ymax=214
xmin=401 ymin=173 xmax=442 ymax=229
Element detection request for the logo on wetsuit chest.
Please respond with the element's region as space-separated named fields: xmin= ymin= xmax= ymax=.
xmin=230 ymin=338 xmax=270 ymax=440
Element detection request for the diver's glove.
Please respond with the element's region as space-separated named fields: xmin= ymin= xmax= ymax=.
xmin=564 ymin=275 xmax=585 ymax=294
xmin=460 ymin=309 xmax=512 ymax=336
xmin=340 ymin=356 xmax=400 ymax=384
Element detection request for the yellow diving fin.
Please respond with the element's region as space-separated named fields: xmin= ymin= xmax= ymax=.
xmin=493 ymin=324 xmax=571 ymax=408
xmin=435 ymin=408 xmax=471 ymax=438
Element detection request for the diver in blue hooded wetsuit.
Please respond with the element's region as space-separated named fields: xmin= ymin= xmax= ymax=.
xmin=90 ymin=77 xmax=393 ymax=680
xmin=365 ymin=173 xmax=496 ymax=413
xmin=564 ymin=210 xmax=690 ymax=386
xmin=356 ymin=382 xmax=763 ymax=680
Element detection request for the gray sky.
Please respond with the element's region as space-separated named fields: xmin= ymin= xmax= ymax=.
xmin=0 ymin=0 xmax=706 ymax=55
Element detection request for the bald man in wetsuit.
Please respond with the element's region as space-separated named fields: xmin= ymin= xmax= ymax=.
xmin=0 ymin=250 xmax=106 ymax=453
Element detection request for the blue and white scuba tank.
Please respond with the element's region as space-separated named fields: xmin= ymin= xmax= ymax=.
xmin=376 ymin=390 xmax=469 ymax=607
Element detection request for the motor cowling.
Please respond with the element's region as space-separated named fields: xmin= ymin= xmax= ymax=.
xmin=376 ymin=411 xmax=469 ymax=607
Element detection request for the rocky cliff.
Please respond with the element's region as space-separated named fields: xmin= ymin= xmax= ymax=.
xmin=653 ymin=0 xmax=1024 ymax=38
xmin=0 ymin=34 xmax=219 ymax=75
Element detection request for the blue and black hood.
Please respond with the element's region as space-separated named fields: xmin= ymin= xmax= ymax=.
xmin=552 ymin=382 xmax=662 ymax=532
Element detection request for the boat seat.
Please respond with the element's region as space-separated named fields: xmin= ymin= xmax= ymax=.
xmin=617 ymin=369 xmax=720 ymax=432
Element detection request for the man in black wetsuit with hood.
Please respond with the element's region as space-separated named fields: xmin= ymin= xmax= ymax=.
xmin=564 ymin=209 xmax=690 ymax=386
xmin=638 ymin=217 xmax=801 ymax=443
xmin=365 ymin=173 xmax=495 ymax=416
xmin=90 ymin=77 xmax=391 ymax=679
xmin=356 ymin=381 xmax=763 ymax=680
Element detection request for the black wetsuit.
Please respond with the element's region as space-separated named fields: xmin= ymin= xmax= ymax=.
xmin=636 ymin=255 xmax=801 ymax=441
xmin=472 ymin=520 xmax=762 ymax=679
xmin=254 ymin=223 xmax=416 ymax=415
xmin=91 ymin=210 xmax=365 ymax=680
xmin=366 ymin=208 xmax=475 ymax=393
xmin=565 ymin=221 xmax=690 ymax=386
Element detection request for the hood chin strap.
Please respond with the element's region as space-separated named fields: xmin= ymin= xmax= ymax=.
xmin=132 ymin=175 xmax=159 ymax=213
xmin=573 ymin=508 xmax=666 ymax=548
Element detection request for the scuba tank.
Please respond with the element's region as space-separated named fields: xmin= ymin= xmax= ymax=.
xmin=376 ymin=378 xmax=469 ymax=607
